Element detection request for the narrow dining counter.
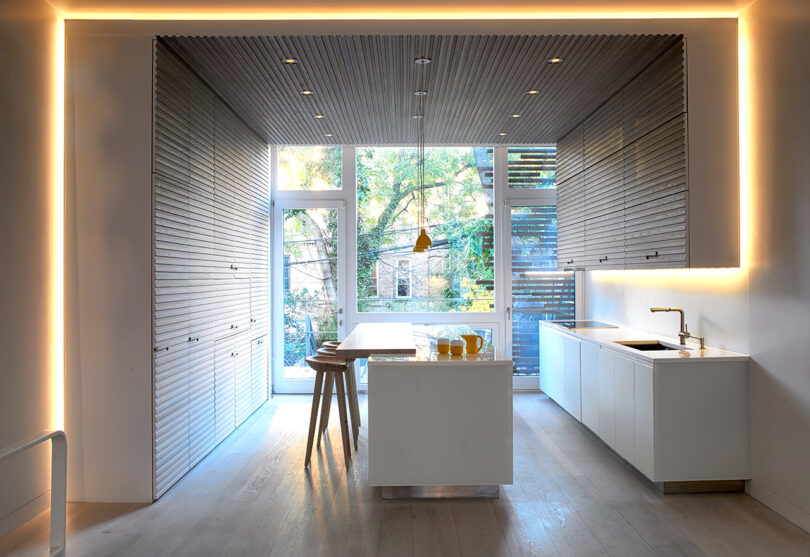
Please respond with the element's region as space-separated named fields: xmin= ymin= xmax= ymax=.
xmin=334 ymin=322 xmax=417 ymax=360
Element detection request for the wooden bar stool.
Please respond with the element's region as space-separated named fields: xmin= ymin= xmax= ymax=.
xmin=317 ymin=346 xmax=360 ymax=451
xmin=304 ymin=356 xmax=352 ymax=469
xmin=323 ymin=341 xmax=361 ymax=443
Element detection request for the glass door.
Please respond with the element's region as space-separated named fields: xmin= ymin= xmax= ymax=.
xmin=272 ymin=202 xmax=346 ymax=393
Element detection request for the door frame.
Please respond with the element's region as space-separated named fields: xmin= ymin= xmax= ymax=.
xmin=271 ymin=199 xmax=347 ymax=394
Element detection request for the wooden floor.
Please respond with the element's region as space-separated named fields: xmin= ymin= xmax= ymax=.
xmin=2 ymin=393 xmax=810 ymax=557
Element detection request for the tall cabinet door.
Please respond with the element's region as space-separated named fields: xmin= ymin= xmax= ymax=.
xmin=598 ymin=347 xmax=616 ymax=449
xmin=251 ymin=336 xmax=268 ymax=411
xmin=214 ymin=339 xmax=236 ymax=444
xmin=580 ymin=341 xmax=600 ymax=433
xmin=614 ymin=353 xmax=636 ymax=461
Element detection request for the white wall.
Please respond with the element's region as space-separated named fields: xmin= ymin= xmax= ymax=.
xmin=65 ymin=33 xmax=154 ymax=502
xmin=64 ymin=17 xmax=739 ymax=502
xmin=588 ymin=0 xmax=810 ymax=533
xmin=0 ymin=0 xmax=60 ymax=537
xmin=743 ymin=0 xmax=810 ymax=533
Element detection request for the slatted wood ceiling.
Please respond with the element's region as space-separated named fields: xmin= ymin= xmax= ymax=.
xmin=556 ymin=39 xmax=686 ymax=270
xmin=161 ymin=34 xmax=680 ymax=145
xmin=153 ymin=41 xmax=270 ymax=499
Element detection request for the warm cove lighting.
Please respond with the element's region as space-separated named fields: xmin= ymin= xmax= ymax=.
xmin=50 ymin=8 xmax=749 ymax=422
xmin=61 ymin=10 xmax=738 ymax=21
xmin=52 ymin=15 xmax=65 ymax=431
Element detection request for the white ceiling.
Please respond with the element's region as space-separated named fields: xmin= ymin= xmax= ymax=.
xmin=163 ymin=34 xmax=681 ymax=145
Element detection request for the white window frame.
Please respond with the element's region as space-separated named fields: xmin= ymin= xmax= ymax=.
xmin=270 ymin=144 xmax=579 ymax=393
xmin=395 ymin=258 xmax=412 ymax=299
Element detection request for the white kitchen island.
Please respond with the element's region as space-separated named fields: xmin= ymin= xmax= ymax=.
xmin=367 ymin=351 xmax=513 ymax=498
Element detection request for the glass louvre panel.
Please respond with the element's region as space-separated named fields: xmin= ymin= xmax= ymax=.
xmin=356 ymin=146 xmax=494 ymax=312
xmin=508 ymin=146 xmax=556 ymax=189
xmin=278 ymin=146 xmax=342 ymax=190
xmin=511 ymin=206 xmax=575 ymax=375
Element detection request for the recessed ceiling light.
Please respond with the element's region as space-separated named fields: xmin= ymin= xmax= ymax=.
xmin=282 ymin=57 xmax=297 ymax=64
xmin=324 ymin=133 xmax=334 ymax=137
xmin=498 ymin=132 xmax=507 ymax=136
xmin=411 ymin=114 xmax=423 ymax=120
xmin=413 ymin=90 xmax=428 ymax=96
xmin=511 ymin=114 xmax=521 ymax=118
xmin=414 ymin=57 xmax=431 ymax=65
xmin=300 ymin=90 xmax=313 ymax=95
xmin=547 ymin=57 xmax=563 ymax=64
xmin=527 ymin=90 xmax=539 ymax=95
xmin=314 ymin=114 xmax=324 ymax=119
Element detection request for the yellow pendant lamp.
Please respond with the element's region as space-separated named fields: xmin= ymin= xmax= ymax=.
xmin=413 ymin=55 xmax=432 ymax=253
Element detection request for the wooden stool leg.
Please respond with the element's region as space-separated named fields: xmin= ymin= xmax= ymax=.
xmin=333 ymin=372 xmax=352 ymax=469
xmin=317 ymin=372 xmax=332 ymax=449
xmin=321 ymin=372 xmax=334 ymax=436
xmin=304 ymin=370 xmax=325 ymax=469
xmin=346 ymin=360 xmax=360 ymax=450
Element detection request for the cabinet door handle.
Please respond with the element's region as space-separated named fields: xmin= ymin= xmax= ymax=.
xmin=229 ymin=264 xmax=239 ymax=271
xmin=645 ymin=251 xmax=660 ymax=260
xmin=188 ymin=336 xmax=200 ymax=342
xmin=153 ymin=345 xmax=169 ymax=353
xmin=599 ymin=256 xmax=609 ymax=263
xmin=231 ymin=351 xmax=239 ymax=357
xmin=567 ymin=259 xmax=574 ymax=265
xmin=231 ymin=324 xmax=239 ymax=329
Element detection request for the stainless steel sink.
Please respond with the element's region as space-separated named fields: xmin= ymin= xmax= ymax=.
xmin=613 ymin=340 xmax=691 ymax=351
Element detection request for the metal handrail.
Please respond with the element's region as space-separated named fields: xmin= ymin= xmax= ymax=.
xmin=0 ymin=430 xmax=67 ymax=556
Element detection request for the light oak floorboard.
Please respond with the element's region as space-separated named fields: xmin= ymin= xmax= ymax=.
xmin=2 ymin=393 xmax=810 ymax=557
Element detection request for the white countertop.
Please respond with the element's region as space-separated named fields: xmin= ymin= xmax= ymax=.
xmin=541 ymin=321 xmax=749 ymax=363
xmin=370 ymin=349 xmax=512 ymax=366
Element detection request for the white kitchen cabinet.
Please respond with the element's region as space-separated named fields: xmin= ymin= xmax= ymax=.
xmin=634 ymin=360 xmax=655 ymax=478
xmin=597 ymin=347 xmax=616 ymax=449
xmin=561 ymin=334 xmax=582 ymax=420
xmin=580 ymin=341 xmax=599 ymax=433
xmin=613 ymin=352 xmax=636 ymax=462
xmin=538 ymin=322 xmax=749 ymax=487
xmin=539 ymin=324 xmax=581 ymax=420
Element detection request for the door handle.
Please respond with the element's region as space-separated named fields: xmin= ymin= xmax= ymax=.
xmin=506 ymin=307 xmax=511 ymax=321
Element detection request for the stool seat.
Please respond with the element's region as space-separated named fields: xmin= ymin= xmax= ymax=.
xmin=316 ymin=347 xmax=341 ymax=358
xmin=305 ymin=355 xmax=346 ymax=374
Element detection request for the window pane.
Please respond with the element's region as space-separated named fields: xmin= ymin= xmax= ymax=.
xmin=508 ymin=146 xmax=556 ymax=189
xmin=511 ymin=206 xmax=575 ymax=375
xmin=278 ymin=145 xmax=342 ymax=190
xmin=282 ymin=208 xmax=339 ymax=378
xmin=356 ymin=146 xmax=494 ymax=313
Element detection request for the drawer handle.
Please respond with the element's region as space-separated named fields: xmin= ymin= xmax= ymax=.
xmin=599 ymin=256 xmax=609 ymax=263
xmin=188 ymin=336 xmax=200 ymax=342
xmin=645 ymin=251 xmax=660 ymax=260
xmin=153 ymin=345 xmax=169 ymax=353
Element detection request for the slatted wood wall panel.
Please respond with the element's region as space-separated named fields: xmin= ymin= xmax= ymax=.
xmin=153 ymin=41 xmax=270 ymax=499
xmin=556 ymin=38 xmax=686 ymax=270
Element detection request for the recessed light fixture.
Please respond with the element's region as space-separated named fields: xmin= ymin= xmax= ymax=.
xmin=282 ymin=57 xmax=297 ymax=64
xmin=411 ymin=114 xmax=423 ymax=120
xmin=300 ymin=90 xmax=313 ymax=95
xmin=527 ymin=90 xmax=539 ymax=95
xmin=498 ymin=132 xmax=507 ymax=136
xmin=511 ymin=114 xmax=521 ymax=118
xmin=324 ymin=133 xmax=334 ymax=137
xmin=547 ymin=57 xmax=563 ymax=64
xmin=314 ymin=114 xmax=324 ymax=119
xmin=414 ymin=57 xmax=431 ymax=65
xmin=413 ymin=90 xmax=428 ymax=96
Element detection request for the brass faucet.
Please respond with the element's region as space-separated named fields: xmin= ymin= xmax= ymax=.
xmin=650 ymin=307 xmax=706 ymax=349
